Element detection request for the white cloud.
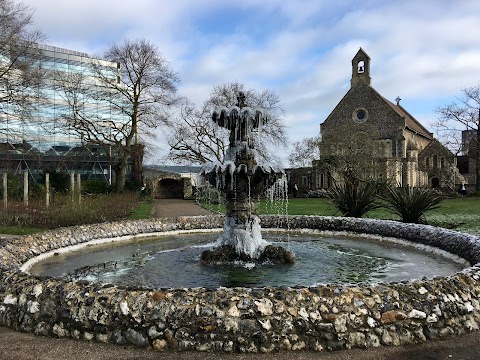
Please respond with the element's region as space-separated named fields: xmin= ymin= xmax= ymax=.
xmin=22 ymin=0 xmax=480 ymax=165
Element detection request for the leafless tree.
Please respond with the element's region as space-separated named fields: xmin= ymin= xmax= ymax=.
xmin=435 ymin=84 xmax=480 ymax=192
xmin=166 ymin=81 xmax=287 ymax=165
xmin=55 ymin=38 xmax=180 ymax=192
xmin=0 ymin=0 xmax=45 ymax=138
xmin=287 ymin=135 xmax=320 ymax=167
xmin=319 ymin=128 xmax=386 ymax=183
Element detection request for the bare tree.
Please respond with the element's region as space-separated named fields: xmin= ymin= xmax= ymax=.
xmin=0 ymin=0 xmax=45 ymax=138
xmin=435 ymin=84 xmax=480 ymax=192
xmin=55 ymin=38 xmax=180 ymax=192
xmin=166 ymin=81 xmax=287 ymax=165
xmin=288 ymin=135 xmax=320 ymax=167
xmin=166 ymin=99 xmax=227 ymax=164
xmin=319 ymin=128 xmax=386 ymax=183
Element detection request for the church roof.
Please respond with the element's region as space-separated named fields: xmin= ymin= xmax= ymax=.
xmin=353 ymin=47 xmax=371 ymax=61
xmin=382 ymin=97 xmax=433 ymax=139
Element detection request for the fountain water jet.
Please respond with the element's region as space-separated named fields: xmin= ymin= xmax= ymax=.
xmin=201 ymin=92 xmax=294 ymax=264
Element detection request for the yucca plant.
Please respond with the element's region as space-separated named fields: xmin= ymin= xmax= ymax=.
xmin=381 ymin=186 xmax=443 ymax=224
xmin=327 ymin=176 xmax=381 ymax=218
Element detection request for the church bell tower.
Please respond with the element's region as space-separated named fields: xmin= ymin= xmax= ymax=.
xmin=351 ymin=48 xmax=371 ymax=87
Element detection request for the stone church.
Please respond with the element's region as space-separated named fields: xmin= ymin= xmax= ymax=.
xmin=315 ymin=48 xmax=462 ymax=190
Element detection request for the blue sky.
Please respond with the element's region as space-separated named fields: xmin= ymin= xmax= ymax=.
xmin=24 ymin=0 xmax=480 ymax=164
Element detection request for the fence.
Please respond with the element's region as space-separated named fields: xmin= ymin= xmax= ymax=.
xmin=1 ymin=172 xmax=81 ymax=209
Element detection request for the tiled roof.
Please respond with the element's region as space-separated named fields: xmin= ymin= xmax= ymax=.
xmin=382 ymin=97 xmax=433 ymax=139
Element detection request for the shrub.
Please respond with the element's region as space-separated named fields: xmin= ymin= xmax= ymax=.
xmin=196 ymin=184 xmax=223 ymax=205
xmin=305 ymin=189 xmax=328 ymax=198
xmin=29 ymin=182 xmax=45 ymax=199
xmin=326 ymin=177 xmax=380 ymax=218
xmin=381 ymin=186 xmax=443 ymax=224
xmin=0 ymin=192 xmax=140 ymax=228
xmin=82 ymin=180 xmax=114 ymax=194
xmin=47 ymin=171 xmax=70 ymax=193
xmin=0 ymin=174 xmax=23 ymax=200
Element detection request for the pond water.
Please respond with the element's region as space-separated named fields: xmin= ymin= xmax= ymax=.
xmin=30 ymin=231 xmax=466 ymax=288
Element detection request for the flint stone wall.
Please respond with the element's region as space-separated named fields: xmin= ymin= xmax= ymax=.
xmin=0 ymin=215 xmax=479 ymax=352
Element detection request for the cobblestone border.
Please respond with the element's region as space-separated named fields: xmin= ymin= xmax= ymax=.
xmin=0 ymin=215 xmax=479 ymax=352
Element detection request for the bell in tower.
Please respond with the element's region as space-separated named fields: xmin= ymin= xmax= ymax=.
xmin=351 ymin=48 xmax=371 ymax=87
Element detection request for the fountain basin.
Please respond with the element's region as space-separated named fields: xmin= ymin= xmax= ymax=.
xmin=29 ymin=231 xmax=466 ymax=288
xmin=1 ymin=215 xmax=480 ymax=352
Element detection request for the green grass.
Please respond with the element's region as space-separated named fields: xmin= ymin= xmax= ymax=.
xmin=201 ymin=197 xmax=480 ymax=235
xmin=0 ymin=226 xmax=47 ymax=235
xmin=2 ymin=196 xmax=478 ymax=236
xmin=260 ymin=198 xmax=337 ymax=216
xmin=128 ymin=201 xmax=154 ymax=220
xmin=425 ymin=198 xmax=480 ymax=234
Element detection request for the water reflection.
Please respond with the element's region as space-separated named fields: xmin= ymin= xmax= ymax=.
xmin=31 ymin=232 xmax=466 ymax=288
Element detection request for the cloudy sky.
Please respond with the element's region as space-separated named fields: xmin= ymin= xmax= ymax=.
xmin=23 ymin=0 xmax=480 ymax=164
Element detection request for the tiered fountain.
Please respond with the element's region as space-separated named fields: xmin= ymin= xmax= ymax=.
xmin=200 ymin=92 xmax=295 ymax=264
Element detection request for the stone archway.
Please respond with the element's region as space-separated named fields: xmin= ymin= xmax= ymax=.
xmin=157 ymin=178 xmax=184 ymax=198
xmin=151 ymin=173 xmax=194 ymax=199
xmin=431 ymin=177 xmax=440 ymax=188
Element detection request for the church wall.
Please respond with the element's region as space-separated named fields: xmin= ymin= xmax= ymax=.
xmin=418 ymin=140 xmax=457 ymax=189
xmin=319 ymin=81 xmax=407 ymax=184
xmin=403 ymin=130 xmax=431 ymax=153
xmin=321 ymin=82 xmax=404 ymax=150
xmin=317 ymin=49 xmax=457 ymax=190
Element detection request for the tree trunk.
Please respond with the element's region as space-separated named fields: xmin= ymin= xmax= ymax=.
xmin=115 ymin=157 xmax=128 ymax=193
xmin=131 ymin=143 xmax=145 ymax=187
xmin=475 ymin=127 xmax=480 ymax=193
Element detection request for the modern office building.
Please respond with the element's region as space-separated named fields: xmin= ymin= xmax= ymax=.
xmin=0 ymin=44 xmax=130 ymax=183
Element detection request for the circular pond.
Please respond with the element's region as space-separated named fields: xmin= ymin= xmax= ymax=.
xmin=4 ymin=216 xmax=480 ymax=352
xmin=30 ymin=231 xmax=466 ymax=288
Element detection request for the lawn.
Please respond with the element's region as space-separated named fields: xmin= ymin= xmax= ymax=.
xmin=208 ymin=197 xmax=480 ymax=235
xmin=2 ymin=195 xmax=478 ymax=236
xmin=127 ymin=201 xmax=154 ymax=220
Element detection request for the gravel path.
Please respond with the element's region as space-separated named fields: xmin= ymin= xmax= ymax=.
xmin=151 ymin=199 xmax=215 ymax=217
xmin=0 ymin=326 xmax=478 ymax=360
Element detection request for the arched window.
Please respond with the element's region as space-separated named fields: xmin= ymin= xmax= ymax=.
xmin=357 ymin=60 xmax=365 ymax=73
xmin=433 ymin=155 xmax=438 ymax=169
xmin=440 ymin=157 xmax=445 ymax=169
xmin=426 ymin=157 xmax=430 ymax=167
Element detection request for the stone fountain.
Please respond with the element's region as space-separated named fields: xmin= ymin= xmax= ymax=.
xmin=2 ymin=98 xmax=479 ymax=354
xmin=200 ymin=92 xmax=294 ymax=264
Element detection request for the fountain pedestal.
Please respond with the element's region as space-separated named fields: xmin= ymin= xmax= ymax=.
xmin=201 ymin=92 xmax=295 ymax=264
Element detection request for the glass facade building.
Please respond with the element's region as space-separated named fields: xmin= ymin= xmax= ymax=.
xmin=0 ymin=44 xmax=129 ymax=182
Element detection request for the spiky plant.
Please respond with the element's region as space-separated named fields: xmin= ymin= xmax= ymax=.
xmin=381 ymin=186 xmax=443 ymax=224
xmin=327 ymin=177 xmax=381 ymax=218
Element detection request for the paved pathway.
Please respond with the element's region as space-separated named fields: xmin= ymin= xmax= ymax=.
xmin=151 ymin=198 xmax=215 ymax=217
xmin=0 ymin=325 xmax=479 ymax=360
xmin=0 ymin=199 xmax=479 ymax=359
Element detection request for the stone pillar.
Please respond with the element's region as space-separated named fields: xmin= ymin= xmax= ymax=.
xmin=2 ymin=173 xmax=6 ymax=210
xmin=70 ymin=173 xmax=75 ymax=203
xmin=23 ymin=171 xmax=28 ymax=207
xmin=45 ymin=173 xmax=50 ymax=209
xmin=76 ymin=173 xmax=81 ymax=205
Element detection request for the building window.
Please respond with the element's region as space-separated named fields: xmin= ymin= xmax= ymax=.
xmin=426 ymin=157 xmax=430 ymax=167
xmin=357 ymin=60 xmax=365 ymax=73
xmin=352 ymin=107 xmax=368 ymax=123
xmin=433 ymin=155 xmax=438 ymax=169
xmin=440 ymin=157 xmax=445 ymax=169
xmin=302 ymin=176 xmax=308 ymax=186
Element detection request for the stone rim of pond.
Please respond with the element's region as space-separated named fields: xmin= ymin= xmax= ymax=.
xmin=0 ymin=215 xmax=479 ymax=352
